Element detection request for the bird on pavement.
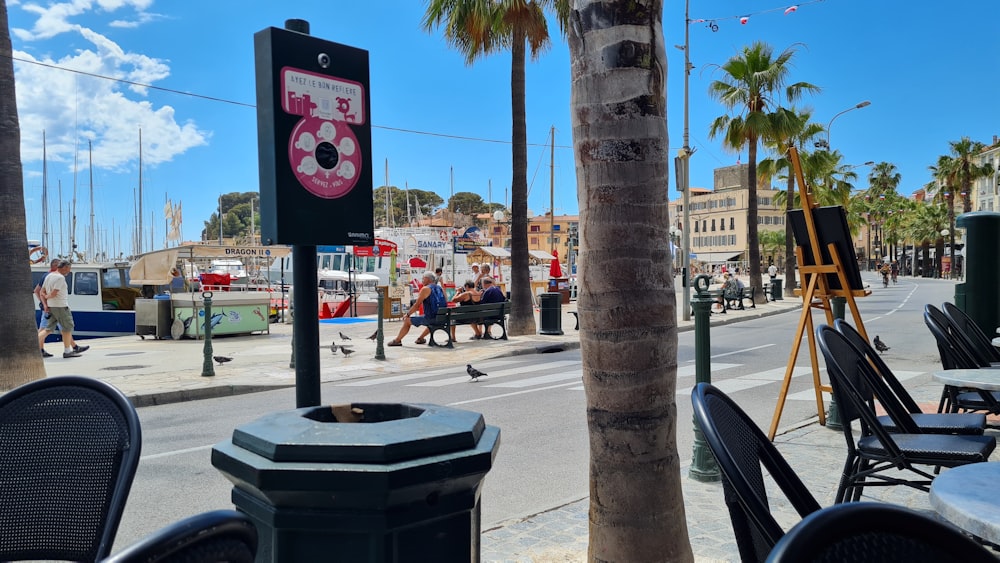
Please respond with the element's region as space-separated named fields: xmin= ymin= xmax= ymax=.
xmin=467 ymin=364 xmax=487 ymax=382
xmin=873 ymin=335 xmax=890 ymax=353
xmin=368 ymin=331 xmax=378 ymax=340
xmin=213 ymin=355 xmax=233 ymax=366
xmin=330 ymin=341 xmax=339 ymax=354
xmin=340 ymin=346 xmax=355 ymax=357
xmin=339 ymin=331 xmax=351 ymax=341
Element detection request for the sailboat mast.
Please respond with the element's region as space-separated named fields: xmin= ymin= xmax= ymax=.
xmin=549 ymin=125 xmax=555 ymax=254
xmin=384 ymin=158 xmax=389 ymax=227
xmin=71 ymin=143 xmax=78 ymax=260
xmin=42 ymin=131 xmax=49 ymax=252
xmin=137 ymin=128 xmax=143 ymax=255
xmin=89 ymin=141 xmax=95 ymax=261
xmin=57 ymin=180 xmax=64 ymax=257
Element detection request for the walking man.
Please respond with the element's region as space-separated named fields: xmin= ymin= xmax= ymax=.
xmin=34 ymin=258 xmax=59 ymax=357
xmin=38 ymin=261 xmax=90 ymax=358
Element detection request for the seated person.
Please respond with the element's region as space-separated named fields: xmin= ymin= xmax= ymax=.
xmin=452 ymin=280 xmax=483 ymax=340
xmin=388 ymin=271 xmax=447 ymax=346
xmin=477 ymin=276 xmax=505 ymax=337
xmin=720 ymin=273 xmax=739 ymax=310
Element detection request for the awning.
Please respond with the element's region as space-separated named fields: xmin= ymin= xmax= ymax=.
xmin=692 ymin=252 xmax=743 ymax=263
xmin=529 ymin=250 xmax=557 ymax=262
xmin=466 ymin=246 xmax=512 ymax=264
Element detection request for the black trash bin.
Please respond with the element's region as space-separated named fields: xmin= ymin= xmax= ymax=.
xmin=956 ymin=211 xmax=1000 ymax=336
xmin=212 ymin=403 xmax=500 ymax=563
xmin=770 ymin=278 xmax=783 ymax=301
xmin=539 ymin=292 xmax=563 ymax=335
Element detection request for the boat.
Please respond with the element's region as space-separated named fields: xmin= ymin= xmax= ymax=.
xmin=317 ymin=269 xmax=381 ymax=317
xmin=32 ymin=259 xmax=139 ymax=340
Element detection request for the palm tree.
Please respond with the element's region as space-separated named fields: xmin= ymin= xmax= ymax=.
xmin=947 ymin=137 xmax=993 ymax=214
xmin=567 ymin=2 xmax=692 ymax=560
xmin=758 ymin=107 xmax=823 ymax=296
xmin=928 ymin=155 xmax=958 ymax=278
xmin=908 ymin=201 xmax=948 ymax=277
xmin=863 ymin=162 xmax=902 ymax=268
xmin=0 ymin=1 xmax=47 ymax=388
xmin=423 ymin=0 xmax=568 ymax=336
xmin=708 ymin=41 xmax=818 ymax=303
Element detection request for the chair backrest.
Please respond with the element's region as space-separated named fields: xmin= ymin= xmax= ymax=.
xmin=765 ymin=502 xmax=996 ymax=562
xmin=924 ymin=304 xmax=984 ymax=370
xmin=692 ymin=383 xmax=821 ymax=563
xmin=834 ymin=319 xmax=921 ymax=414
xmin=0 ymin=376 xmax=141 ymax=562
xmin=815 ymin=326 xmax=911 ymax=454
xmin=102 ymin=510 xmax=258 ymax=563
xmin=942 ymin=301 xmax=1000 ymax=363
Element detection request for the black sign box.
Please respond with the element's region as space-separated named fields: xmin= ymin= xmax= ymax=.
xmin=254 ymin=27 xmax=374 ymax=246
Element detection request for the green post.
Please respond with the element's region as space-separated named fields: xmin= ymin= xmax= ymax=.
xmin=201 ymin=291 xmax=215 ymax=377
xmin=375 ymin=288 xmax=386 ymax=361
xmin=689 ymin=274 xmax=721 ymax=482
xmin=825 ymin=296 xmax=847 ymax=431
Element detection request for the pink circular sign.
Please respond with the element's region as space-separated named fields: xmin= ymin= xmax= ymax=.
xmin=288 ymin=116 xmax=363 ymax=199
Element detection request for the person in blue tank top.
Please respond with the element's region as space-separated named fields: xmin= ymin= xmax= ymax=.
xmin=388 ymin=271 xmax=447 ymax=347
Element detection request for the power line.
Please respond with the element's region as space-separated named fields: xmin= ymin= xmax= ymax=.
xmin=6 ymin=53 xmax=574 ymax=149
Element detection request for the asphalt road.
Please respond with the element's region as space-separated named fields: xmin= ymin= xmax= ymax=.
xmin=113 ymin=274 xmax=959 ymax=551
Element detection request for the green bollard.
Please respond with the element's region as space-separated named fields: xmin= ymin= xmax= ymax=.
xmin=825 ymin=296 xmax=847 ymax=431
xmin=201 ymin=291 xmax=216 ymax=377
xmin=375 ymin=288 xmax=386 ymax=361
xmin=689 ymin=275 xmax=721 ymax=482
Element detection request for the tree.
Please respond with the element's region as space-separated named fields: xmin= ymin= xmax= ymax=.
xmin=0 ymin=1 xmax=46 ymax=388
xmin=423 ymin=0 xmax=568 ymax=336
xmin=757 ymin=107 xmax=823 ymax=296
xmin=201 ymin=192 xmax=257 ymax=241
xmin=568 ymin=1 xmax=692 ymax=560
xmin=708 ymin=41 xmax=818 ymax=303
xmin=947 ymin=137 xmax=993 ymax=214
xmin=448 ymin=191 xmax=487 ymax=215
xmin=373 ymin=186 xmax=445 ymax=227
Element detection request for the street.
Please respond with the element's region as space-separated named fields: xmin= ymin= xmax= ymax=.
xmin=113 ymin=274 xmax=957 ymax=552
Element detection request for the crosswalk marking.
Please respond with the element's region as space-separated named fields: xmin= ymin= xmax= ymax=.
xmin=338 ymin=358 xmax=527 ymax=386
xmin=409 ymin=360 xmax=581 ymax=387
xmin=484 ymin=370 xmax=583 ymax=388
xmin=676 ymin=363 xmax=740 ymax=378
xmin=678 ymin=378 xmax=772 ymax=396
xmin=740 ymin=366 xmax=814 ymax=381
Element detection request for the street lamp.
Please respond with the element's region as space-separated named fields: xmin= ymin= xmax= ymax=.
xmin=814 ymin=100 xmax=872 ymax=150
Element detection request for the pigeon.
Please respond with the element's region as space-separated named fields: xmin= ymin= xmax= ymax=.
xmin=330 ymin=341 xmax=339 ymax=354
xmin=873 ymin=335 xmax=890 ymax=353
xmin=367 ymin=331 xmax=378 ymax=340
xmin=213 ymin=355 xmax=233 ymax=366
xmin=339 ymin=331 xmax=352 ymax=341
xmin=339 ymin=346 xmax=355 ymax=357
xmin=467 ymin=364 xmax=488 ymax=382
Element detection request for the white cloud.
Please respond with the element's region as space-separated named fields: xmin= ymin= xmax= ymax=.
xmin=13 ymin=0 xmax=157 ymax=40
xmin=14 ymin=27 xmax=208 ymax=173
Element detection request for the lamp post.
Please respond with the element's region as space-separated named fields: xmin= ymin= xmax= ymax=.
xmin=814 ymin=100 xmax=872 ymax=150
xmin=676 ymin=0 xmax=695 ymax=321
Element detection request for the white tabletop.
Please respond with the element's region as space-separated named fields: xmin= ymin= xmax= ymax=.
xmin=932 ymin=369 xmax=1000 ymax=391
xmin=930 ymin=462 xmax=1000 ymax=544
xmin=992 ymin=336 xmax=1000 ymax=347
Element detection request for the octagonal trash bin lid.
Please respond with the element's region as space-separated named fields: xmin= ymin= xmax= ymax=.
xmin=230 ymin=402 xmax=486 ymax=464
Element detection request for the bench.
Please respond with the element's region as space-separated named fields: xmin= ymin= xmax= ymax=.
xmin=725 ymin=286 xmax=757 ymax=311
xmin=426 ymin=302 xmax=509 ymax=348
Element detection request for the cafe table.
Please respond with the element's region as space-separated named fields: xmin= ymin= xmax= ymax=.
xmin=932 ymin=369 xmax=1000 ymax=391
xmin=930 ymin=462 xmax=1000 ymax=545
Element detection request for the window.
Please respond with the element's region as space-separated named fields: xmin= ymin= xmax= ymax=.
xmin=553 ymin=236 xmax=560 ymax=244
xmin=695 ymin=222 xmax=699 ymax=233
xmin=73 ymin=272 xmax=99 ymax=295
xmin=530 ymin=225 xmax=540 ymax=232
xmin=553 ymin=224 xmax=561 ymax=231
xmin=702 ymin=220 xmax=707 ymax=232
xmin=711 ymin=219 xmax=716 ymax=231
xmin=530 ymin=237 xmax=538 ymax=245
xmin=730 ymin=217 xmax=735 ymax=230
xmin=102 ymin=269 xmax=125 ymax=289
xmin=720 ymin=220 xmax=726 ymax=231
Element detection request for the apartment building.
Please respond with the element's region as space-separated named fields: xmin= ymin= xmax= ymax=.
xmin=669 ymin=164 xmax=786 ymax=267
xmin=974 ymin=138 xmax=1000 ymax=212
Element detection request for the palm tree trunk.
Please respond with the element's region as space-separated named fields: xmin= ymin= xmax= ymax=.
xmin=747 ymin=139 xmax=765 ymax=303
xmin=569 ymin=2 xmax=692 ymax=560
xmin=0 ymin=1 xmax=47 ymax=388
xmin=507 ymin=30 xmax=536 ymax=336
xmin=783 ymin=166 xmax=795 ymax=296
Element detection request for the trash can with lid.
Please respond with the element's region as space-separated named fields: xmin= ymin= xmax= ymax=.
xmin=211 ymin=403 xmax=501 ymax=562
xmin=770 ymin=278 xmax=783 ymax=301
xmin=956 ymin=211 xmax=1000 ymax=335
xmin=538 ymin=292 xmax=563 ymax=335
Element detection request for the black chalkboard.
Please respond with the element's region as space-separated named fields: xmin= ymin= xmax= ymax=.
xmin=788 ymin=206 xmax=863 ymax=291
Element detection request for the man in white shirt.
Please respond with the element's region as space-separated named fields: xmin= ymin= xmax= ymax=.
xmin=38 ymin=261 xmax=90 ymax=358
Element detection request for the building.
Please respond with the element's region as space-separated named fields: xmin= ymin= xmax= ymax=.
xmin=669 ymin=164 xmax=785 ymax=269
xmin=974 ymin=137 xmax=1000 ymax=212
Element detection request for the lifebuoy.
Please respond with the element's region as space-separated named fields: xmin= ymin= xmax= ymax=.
xmin=29 ymin=246 xmax=48 ymax=265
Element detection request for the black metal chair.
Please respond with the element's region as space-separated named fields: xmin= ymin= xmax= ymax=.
xmin=691 ymin=383 xmax=822 ymax=562
xmin=102 ymin=510 xmax=258 ymax=563
xmin=834 ymin=319 xmax=986 ymax=435
xmin=0 ymin=376 xmax=142 ymax=562
xmin=815 ymin=325 xmax=995 ymax=503
xmin=923 ymin=304 xmax=1000 ymax=415
xmin=942 ymin=301 xmax=1000 ymax=364
xmin=765 ymin=502 xmax=996 ymax=563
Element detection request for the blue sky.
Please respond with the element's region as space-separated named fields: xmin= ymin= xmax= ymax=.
xmin=10 ymin=1 xmax=999 ymax=256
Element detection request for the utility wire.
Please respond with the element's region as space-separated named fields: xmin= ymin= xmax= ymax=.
xmin=7 ymin=53 xmax=574 ymax=149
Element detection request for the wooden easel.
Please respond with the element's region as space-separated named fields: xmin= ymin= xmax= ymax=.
xmin=767 ymin=147 xmax=872 ymax=440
